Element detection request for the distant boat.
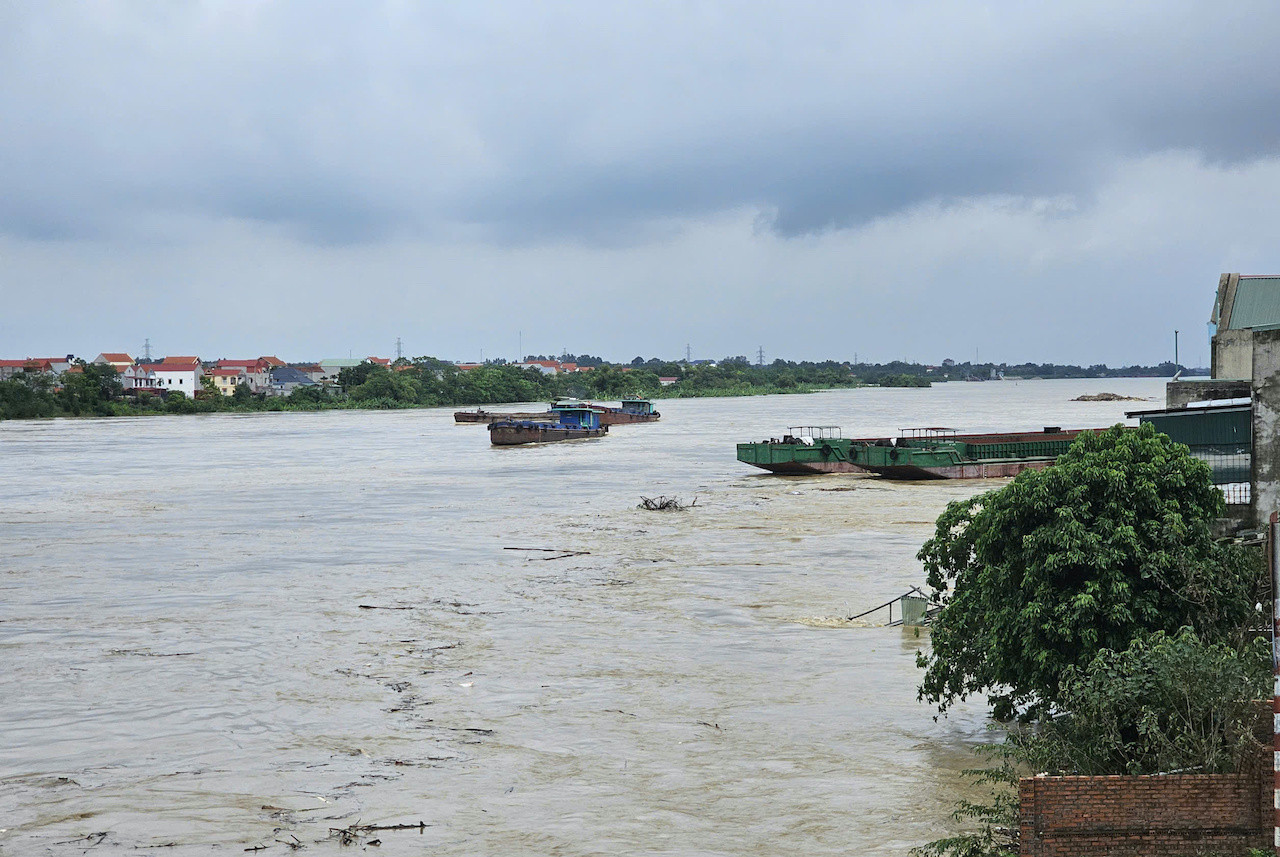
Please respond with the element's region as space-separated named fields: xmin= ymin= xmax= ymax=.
xmin=489 ymin=402 xmax=608 ymax=445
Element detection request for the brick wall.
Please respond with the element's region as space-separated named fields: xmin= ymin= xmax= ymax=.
xmin=1019 ymin=764 xmax=1270 ymax=857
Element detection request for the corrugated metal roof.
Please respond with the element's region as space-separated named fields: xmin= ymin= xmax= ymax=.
xmin=1226 ymin=277 xmax=1280 ymax=329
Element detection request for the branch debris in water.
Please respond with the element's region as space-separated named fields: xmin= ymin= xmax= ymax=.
xmin=639 ymin=496 xmax=697 ymax=511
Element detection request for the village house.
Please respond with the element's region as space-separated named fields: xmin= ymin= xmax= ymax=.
xmin=27 ymin=355 xmax=76 ymax=374
xmin=289 ymin=363 xmax=326 ymax=383
xmin=121 ymin=364 xmax=160 ymax=393
xmin=149 ymin=356 xmax=203 ymax=398
xmin=267 ymin=367 xmax=317 ymax=396
xmin=514 ymin=359 xmax=589 ymax=375
xmin=213 ymin=358 xmax=273 ymax=393
xmin=92 ymin=353 xmax=134 ymax=374
xmin=318 ymin=358 xmax=362 ymax=384
xmin=207 ymin=367 xmax=247 ymax=396
xmin=0 ymin=359 xmax=57 ymax=381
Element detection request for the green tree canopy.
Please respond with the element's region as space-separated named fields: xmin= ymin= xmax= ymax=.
xmin=918 ymin=423 xmax=1261 ymax=720
xmin=1010 ymin=628 xmax=1268 ymax=776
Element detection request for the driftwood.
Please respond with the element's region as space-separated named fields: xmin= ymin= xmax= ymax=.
xmin=329 ymin=821 xmax=429 ymax=846
xmin=639 ymin=496 xmax=697 ymax=511
xmin=504 ymin=546 xmax=590 ymax=561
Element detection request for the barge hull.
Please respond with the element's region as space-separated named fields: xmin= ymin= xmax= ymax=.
xmin=744 ymin=460 xmax=869 ymax=475
xmin=598 ymin=411 xmax=660 ymax=425
xmin=856 ymin=459 xmax=1058 ymax=480
xmin=456 ymin=410 xmax=554 ymax=424
xmin=489 ymin=424 xmax=608 ymax=445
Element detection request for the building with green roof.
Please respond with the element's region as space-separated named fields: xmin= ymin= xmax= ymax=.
xmin=1211 ymin=273 xmax=1280 ymax=379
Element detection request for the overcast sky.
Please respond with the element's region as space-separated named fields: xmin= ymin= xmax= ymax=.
xmin=2 ymin=2 xmax=1278 ymax=366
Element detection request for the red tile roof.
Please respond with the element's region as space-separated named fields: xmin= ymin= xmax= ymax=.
xmin=98 ymin=353 xmax=133 ymax=363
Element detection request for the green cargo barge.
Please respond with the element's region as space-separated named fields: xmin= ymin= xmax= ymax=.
xmin=736 ymin=426 xmax=1093 ymax=480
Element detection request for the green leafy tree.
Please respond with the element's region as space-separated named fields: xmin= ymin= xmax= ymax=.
xmin=918 ymin=423 xmax=1260 ymax=720
xmin=916 ymin=628 xmax=1267 ymax=857
xmin=59 ymin=362 xmax=123 ymax=415
xmin=337 ymin=361 xmax=383 ymax=391
xmin=1010 ymin=628 xmax=1268 ymax=776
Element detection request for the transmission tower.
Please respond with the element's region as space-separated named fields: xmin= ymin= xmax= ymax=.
xmin=685 ymin=343 xmax=692 ymax=362
xmin=395 ymin=337 xmax=403 ymax=361
xmin=142 ymin=337 xmax=152 ymax=361
xmin=756 ymin=346 xmax=765 ymax=367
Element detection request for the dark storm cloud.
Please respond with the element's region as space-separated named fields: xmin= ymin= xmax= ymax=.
xmin=2 ymin=2 xmax=1279 ymax=244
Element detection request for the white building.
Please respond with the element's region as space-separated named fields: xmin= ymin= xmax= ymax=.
xmin=149 ymin=357 xmax=203 ymax=398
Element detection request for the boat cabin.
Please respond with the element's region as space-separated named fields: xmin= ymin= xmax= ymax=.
xmin=550 ymin=404 xmax=602 ymax=430
xmin=620 ymin=397 xmax=657 ymax=415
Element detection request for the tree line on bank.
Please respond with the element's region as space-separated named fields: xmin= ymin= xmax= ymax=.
xmin=0 ymin=355 xmax=1197 ymax=420
xmin=915 ymin=424 xmax=1268 ymax=856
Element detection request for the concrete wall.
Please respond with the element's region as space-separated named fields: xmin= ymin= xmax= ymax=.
xmin=1165 ymin=379 xmax=1250 ymax=408
xmin=1251 ymin=327 xmax=1280 ymax=526
xmin=1214 ymin=329 xmax=1254 ymax=380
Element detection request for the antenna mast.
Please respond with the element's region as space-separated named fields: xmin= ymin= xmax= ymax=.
xmin=395 ymin=337 xmax=403 ymax=361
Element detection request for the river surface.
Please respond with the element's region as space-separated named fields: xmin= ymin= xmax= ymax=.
xmin=0 ymin=378 xmax=1165 ymax=855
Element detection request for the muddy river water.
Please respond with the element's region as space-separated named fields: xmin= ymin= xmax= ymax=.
xmin=0 ymin=378 xmax=1166 ymax=855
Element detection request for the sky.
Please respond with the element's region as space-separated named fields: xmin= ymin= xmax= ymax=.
xmin=2 ymin=1 xmax=1279 ymax=366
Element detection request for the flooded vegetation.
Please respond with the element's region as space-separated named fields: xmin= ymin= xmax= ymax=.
xmin=0 ymin=379 xmax=1164 ymax=854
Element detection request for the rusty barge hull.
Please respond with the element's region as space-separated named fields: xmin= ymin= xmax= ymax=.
xmin=854 ymin=458 xmax=1060 ymax=480
xmin=489 ymin=422 xmax=608 ymax=445
xmin=455 ymin=409 xmax=553 ymax=424
xmin=598 ymin=410 xmax=660 ymax=425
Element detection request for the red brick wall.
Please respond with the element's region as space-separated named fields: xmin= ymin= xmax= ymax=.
xmin=1019 ymin=766 xmax=1270 ymax=857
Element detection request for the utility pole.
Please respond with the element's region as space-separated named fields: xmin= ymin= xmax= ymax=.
xmin=1174 ymin=330 xmax=1179 ymax=369
xmin=395 ymin=337 xmax=403 ymax=361
xmin=756 ymin=346 xmax=765 ymax=367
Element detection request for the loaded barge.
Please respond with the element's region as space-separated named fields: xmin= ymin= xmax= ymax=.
xmin=489 ymin=402 xmax=608 ymax=446
xmin=737 ymin=426 xmax=1092 ymax=480
xmin=458 ymin=397 xmax=660 ymax=425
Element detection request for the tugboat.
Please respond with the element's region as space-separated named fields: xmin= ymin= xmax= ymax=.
xmin=489 ymin=402 xmax=609 ymax=445
xmin=736 ymin=426 xmax=1095 ymax=479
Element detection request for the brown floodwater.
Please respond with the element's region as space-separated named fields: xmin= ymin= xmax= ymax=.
xmin=0 ymin=378 xmax=1165 ymax=854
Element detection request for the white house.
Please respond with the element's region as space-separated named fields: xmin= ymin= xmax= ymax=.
xmin=149 ymin=357 xmax=203 ymax=398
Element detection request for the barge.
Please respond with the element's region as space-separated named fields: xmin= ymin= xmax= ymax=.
xmin=489 ymin=402 xmax=608 ymax=446
xmin=455 ymin=408 xmax=555 ymax=424
xmin=736 ymin=426 xmax=1093 ymax=480
xmin=552 ymin=397 xmax=661 ymax=425
xmin=459 ymin=397 xmax=659 ymax=425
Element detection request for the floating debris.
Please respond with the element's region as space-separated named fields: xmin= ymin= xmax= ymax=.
xmin=638 ymin=496 xmax=697 ymax=511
